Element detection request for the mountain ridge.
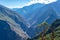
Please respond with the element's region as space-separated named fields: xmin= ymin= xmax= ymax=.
xmin=0 ymin=5 xmax=30 ymax=40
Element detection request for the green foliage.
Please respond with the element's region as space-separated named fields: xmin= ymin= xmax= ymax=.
xmin=45 ymin=25 xmax=60 ymax=40
xmin=37 ymin=22 xmax=49 ymax=27
xmin=30 ymin=19 xmax=60 ymax=40
xmin=36 ymin=22 xmax=50 ymax=40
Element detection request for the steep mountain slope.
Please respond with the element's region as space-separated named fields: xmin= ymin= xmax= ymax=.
xmin=0 ymin=20 xmax=22 ymax=40
xmin=27 ymin=2 xmax=60 ymax=38
xmin=12 ymin=0 xmax=60 ymax=39
xmin=26 ymin=5 xmax=59 ymax=38
xmin=0 ymin=5 xmax=29 ymax=40
xmin=12 ymin=3 xmax=45 ymax=21
xmin=12 ymin=2 xmax=60 ymax=27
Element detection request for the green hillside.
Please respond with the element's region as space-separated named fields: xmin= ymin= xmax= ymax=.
xmin=28 ymin=19 xmax=60 ymax=40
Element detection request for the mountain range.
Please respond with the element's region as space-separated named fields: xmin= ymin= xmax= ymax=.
xmin=12 ymin=0 xmax=60 ymax=39
xmin=0 ymin=0 xmax=60 ymax=40
xmin=0 ymin=5 xmax=30 ymax=40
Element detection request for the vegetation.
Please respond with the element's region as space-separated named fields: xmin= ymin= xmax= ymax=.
xmin=45 ymin=26 xmax=60 ymax=40
xmin=37 ymin=22 xmax=50 ymax=40
xmin=28 ymin=19 xmax=60 ymax=40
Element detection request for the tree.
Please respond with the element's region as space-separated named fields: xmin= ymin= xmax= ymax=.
xmin=50 ymin=19 xmax=60 ymax=40
xmin=37 ymin=22 xmax=50 ymax=40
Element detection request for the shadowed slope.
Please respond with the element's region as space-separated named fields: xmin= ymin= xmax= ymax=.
xmin=0 ymin=20 xmax=22 ymax=40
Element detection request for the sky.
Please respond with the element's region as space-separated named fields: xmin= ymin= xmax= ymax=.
xmin=0 ymin=0 xmax=57 ymax=8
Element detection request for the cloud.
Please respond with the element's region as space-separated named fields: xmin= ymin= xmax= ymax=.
xmin=31 ymin=0 xmax=57 ymax=4
xmin=9 ymin=0 xmax=57 ymax=8
xmin=19 ymin=0 xmax=57 ymax=8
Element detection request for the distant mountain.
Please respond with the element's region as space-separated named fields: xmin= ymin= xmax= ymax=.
xmin=12 ymin=3 xmax=45 ymax=20
xmin=12 ymin=2 xmax=60 ymax=28
xmin=12 ymin=1 xmax=60 ymax=38
xmin=26 ymin=5 xmax=58 ymax=38
xmin=0 ymin=0 xmax=60 ymax=39
xmin=0 ymin=5 xmax=29 ymax=40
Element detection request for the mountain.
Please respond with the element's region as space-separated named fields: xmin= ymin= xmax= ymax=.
xmin=26 ymin=5 xmax=58 ymax=38
xmin=0 ymin=20 xmax=22 ymax=40
xmin=0 ymin=5 xmax=29 ymax=40
xmin=12 ymin=1 xmax=60 ymax=39
xmin=0 ymin=1 xmax=60 ymax=40
xmin=12 ymin=3 xmax=45 ymax=21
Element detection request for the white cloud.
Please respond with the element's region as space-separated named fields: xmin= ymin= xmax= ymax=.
xmin=19 ymin=0 xmax=57 ymax=8
xmin=31 ymin=0 xmax=57 ymax=4
xmin=10 ymin=0 xmax=57 ymax=8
